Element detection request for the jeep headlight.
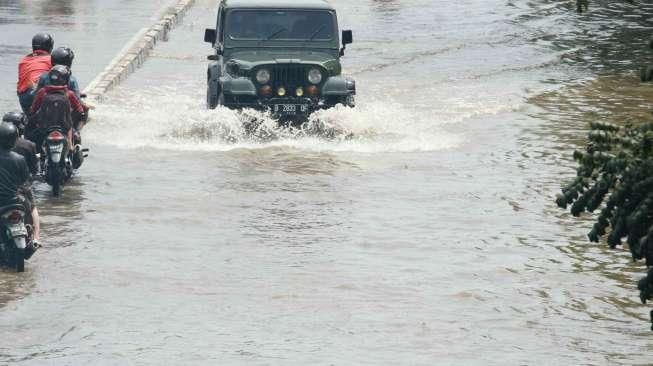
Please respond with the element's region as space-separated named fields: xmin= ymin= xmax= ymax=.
xmin=307 ymin=68 xmax=323 ymax=84
xmin=256 ymin=69 xmax=271 ymax=84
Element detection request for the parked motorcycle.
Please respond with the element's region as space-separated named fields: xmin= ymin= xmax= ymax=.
xmin=0 ymin=203 xmax=33 ymax=272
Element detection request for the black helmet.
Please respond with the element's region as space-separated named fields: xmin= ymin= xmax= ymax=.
xmin=51 ymin=47 xmax=74 ymax=67
xmin=0 ymin=122 xmax=18 ymax=150
xmin=2 ymin=111 xmax=26 ymax=126
xmin=49 ymin=65 xmax=71 ymax=86
xmin=2 ymin=111 xmax=27 ymax=135
xmin=32 ymin=33 xmax=54 ymax=53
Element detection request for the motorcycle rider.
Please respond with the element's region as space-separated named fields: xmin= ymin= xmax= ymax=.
xmin=37 ymin=47 xmax=81 ymax=98
xmin=29 ymin=65 xmax=85 ymax=151
xmin=2 ymin=112 xmax=38 ymax=174
xmin=16 ymin=33 xmax=54 ymax=113
xmin=1 ymin=112 xmax=41 ymax=247
xmin=0 ymin=122 xmax=39 ymax=254
xmin=37 ymin=46 xmax=92 ymax=135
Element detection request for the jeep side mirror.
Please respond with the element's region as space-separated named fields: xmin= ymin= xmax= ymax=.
xmin=207 ymin=55 xmax=220 ymax=61
xmin=342 ymin=30 xmax=353 ymax=45
xmin=204 ymin=28 xmax=217 ymax=44
xmin=340 ymin=30 xmax=353 ymax=56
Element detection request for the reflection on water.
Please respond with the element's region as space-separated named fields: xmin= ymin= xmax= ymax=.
xmin=0 ymin=0 xmax=25 ymax=25
xmin=0 ymin=0 xmax=77 ymax=27
xmin=0 ymin=269 xmax=35 ymax=309
xmin=532 ymin=75 xmax=653 ymax=124
xmin=513 ymin=0 xmax=653 ymax=74
xmin=33 ymin=0 xmax=76 ymax=28
xmin=35 ymin=177 xmax=88 ymax=249
xmin=38 ymin=0 xmax=75 ymax=17
xmin=224 ymin=148 xmax=355 ymax=247
xmin=369 ymin=0 xmax=401 ymax=18
xmin=228 ymin=147 xmax=359 ymax=176
xmin=0 ymin=0 xmax=21 ymax=15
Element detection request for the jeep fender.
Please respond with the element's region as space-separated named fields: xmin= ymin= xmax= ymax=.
xmin=321 ymin=76 xmax=356 ymax=96
xmin=221 ymin=77 xmax=257 ymax=96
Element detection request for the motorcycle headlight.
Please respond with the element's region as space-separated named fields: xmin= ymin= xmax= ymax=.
xmin=307 ymin=68 xmax=323 ymax=84
xmin=256 ymin=69 xmax=271 ymax=84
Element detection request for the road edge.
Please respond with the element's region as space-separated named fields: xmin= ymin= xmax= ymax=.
xmin=83 ymin=0 xmax=197 ymax=101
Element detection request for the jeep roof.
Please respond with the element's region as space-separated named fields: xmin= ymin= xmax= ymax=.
xmin=223 ymin=0 xmax=335 ymax=11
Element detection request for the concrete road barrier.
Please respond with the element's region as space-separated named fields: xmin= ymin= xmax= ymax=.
xmin=83 ymin=0 xmax=196 ymax=101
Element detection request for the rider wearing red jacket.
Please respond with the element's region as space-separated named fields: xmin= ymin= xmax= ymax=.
xmin=30 ymin=85 xmax=85 ymax=118
xmin=17 ymin=33 xmax=54 ymax=113
xmin=29 ymin=66 xmax=84 ymax=150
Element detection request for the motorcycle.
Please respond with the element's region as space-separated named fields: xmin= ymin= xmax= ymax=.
xmin=0 ymin=203 xmax=33 ymax=272
xmin=41 ymin=127 xmax=71 ymax=197
xmin=40 ymin=127 xmax=89 ymax=197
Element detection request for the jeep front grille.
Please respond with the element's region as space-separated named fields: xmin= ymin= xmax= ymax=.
xmin=269 ymin=65 xmax=307 ymax=89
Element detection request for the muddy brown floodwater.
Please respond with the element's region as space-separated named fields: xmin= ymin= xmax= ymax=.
xmin=1 ymin=0 xmax=652 ymax=364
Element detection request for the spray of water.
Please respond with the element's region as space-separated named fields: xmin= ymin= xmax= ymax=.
xmin=86 ymin=86 xmax=465 ymax=153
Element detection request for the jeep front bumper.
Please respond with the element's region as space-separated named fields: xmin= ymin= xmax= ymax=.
xmin=222 ymin=96 xmax=352 ymax=119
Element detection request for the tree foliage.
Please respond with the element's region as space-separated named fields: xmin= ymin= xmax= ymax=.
xmin=564 ymin=0 xmax=653 ymax=329
xmin=556 ymin=121 xmax=653 ymax=329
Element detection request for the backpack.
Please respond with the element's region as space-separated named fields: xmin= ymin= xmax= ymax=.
xmin=35 ymin=90 xmax=71 ymax=130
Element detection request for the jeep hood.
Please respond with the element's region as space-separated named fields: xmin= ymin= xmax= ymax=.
xmin=226 ymin=50 xmax=341 ymax=74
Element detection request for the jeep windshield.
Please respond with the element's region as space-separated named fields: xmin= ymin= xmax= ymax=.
xmin=226 ymin=10 xmax=335 ymax=41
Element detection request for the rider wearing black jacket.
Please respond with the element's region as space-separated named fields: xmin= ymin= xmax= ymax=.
xmin=2 ymin=111 xmax=37 ymax=175
xmin=0 ymin=123 xmax=30 ymax=203
xmin=1 ymin=113 xmax=41 ymax=247
xmin=13 ymin=138 xmax=38 ymax=176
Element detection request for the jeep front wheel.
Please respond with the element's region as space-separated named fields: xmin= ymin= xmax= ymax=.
xmin=345 ymin=94 xmax=355 ymax=108
xmin=326 ymin=95 xmax=355 ymax=109
xmin=207 ymin=87 xmax=218 ymax=109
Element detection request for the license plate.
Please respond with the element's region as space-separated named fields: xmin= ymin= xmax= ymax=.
xmin=49 ymin=143 xmax=63 ymax=153
xmin=273 ymin=104 xmax=309 ymax=115
xmin=9 ymin=224 xmax=26 ymax=237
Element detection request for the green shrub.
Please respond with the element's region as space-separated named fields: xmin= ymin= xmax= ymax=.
xmin=557 ymin=121 xmax=653 ymax=328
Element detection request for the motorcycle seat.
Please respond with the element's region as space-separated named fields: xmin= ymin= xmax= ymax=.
xmin=46 ymin=125 xmax=65 ymax=133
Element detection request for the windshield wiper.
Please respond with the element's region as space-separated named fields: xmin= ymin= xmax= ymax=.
xmin=307 ymin=25 xmax=326 ymax=41
xmin=265 ymin=28 xmax=287 ymax=41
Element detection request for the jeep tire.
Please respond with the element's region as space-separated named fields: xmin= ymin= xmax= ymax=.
xmin=207 ymin=87 xmax=218 ymax=109
xmin=207 ymin=72 xmax=223 ymax=109
xmin=327 ymin=94 xmax=355 ymax=108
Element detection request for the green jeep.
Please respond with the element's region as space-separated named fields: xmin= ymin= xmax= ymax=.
xmin=204 ymin=0 xmax=355 ymax=121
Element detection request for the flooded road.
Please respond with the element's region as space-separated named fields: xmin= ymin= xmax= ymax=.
xmin=1 ymin=0 xmax=653 ymax=364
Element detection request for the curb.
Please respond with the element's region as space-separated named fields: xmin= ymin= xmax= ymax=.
xmin=83 ymin=0 xmax=196 ymax=101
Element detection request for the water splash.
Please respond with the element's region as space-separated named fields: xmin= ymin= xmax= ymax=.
xmin=86 ymin=88 xmax=464 ymax=153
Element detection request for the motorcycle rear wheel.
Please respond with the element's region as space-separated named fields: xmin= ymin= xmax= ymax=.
xmin=14 ymin=248 xmax=24 ymax=272
xmin=50 ymin=166 xmax=62 ymax=197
